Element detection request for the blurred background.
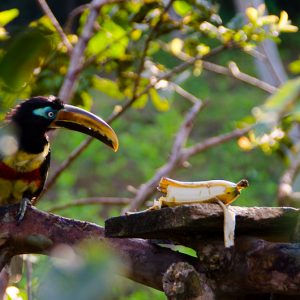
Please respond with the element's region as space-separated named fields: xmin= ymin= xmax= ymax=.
xmin=0 ymin=0 xmax=299 ymax=299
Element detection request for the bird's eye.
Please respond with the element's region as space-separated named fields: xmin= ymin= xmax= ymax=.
xmin=47 ymin=111 xmax=55 ymax=118
xmin=33 ymin=106 xmax=57 ymax=119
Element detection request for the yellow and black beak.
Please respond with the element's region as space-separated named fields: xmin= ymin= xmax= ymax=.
xmin=50 ymin=104 xmax=118 ymax=152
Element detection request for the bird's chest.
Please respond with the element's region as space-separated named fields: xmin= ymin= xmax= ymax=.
xmin=0 ymin=144 xmax=49 ymax=204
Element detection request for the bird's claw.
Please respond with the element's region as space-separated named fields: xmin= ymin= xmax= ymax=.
xmin=16 ymin=197 xmax=30 ymax=224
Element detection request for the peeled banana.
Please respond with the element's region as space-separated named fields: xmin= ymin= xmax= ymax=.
xmin=155 ymin=177 xmax=249 ymax=209
xmin=150 ymin=177 xmax=249 ymax=248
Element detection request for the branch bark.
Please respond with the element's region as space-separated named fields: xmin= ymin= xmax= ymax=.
xmin=1 ymin=204 xmax=299 ymax=296
xmin=0 ymin=204 xmax=198 ymax=291
xmin=107 ymin=204 xmax=300 ymax=296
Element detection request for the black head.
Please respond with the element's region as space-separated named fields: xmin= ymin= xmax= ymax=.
xmin=5 ymin=96 xmax=118 ymax=153
xmin=7 ymin=96 xmax=64 ymax=132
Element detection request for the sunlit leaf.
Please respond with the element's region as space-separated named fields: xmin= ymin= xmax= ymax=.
xmin=173 ymin=1 xmax=192 ymax=16
xmin=250 ymin=78 xmax=300 ymax=149
xmin=0 ymin=9 xmax=19 ymax=27
xmin=289 ymin=59 xmax=300 ymax=74
xmin=263 ymin=77 xmax=300 ymax=113
xmin=0 ymin=27 xmax=8 ymax=40
xmin=150 ymin=88 xmax=169 ymax=111
xmin=92 ymin=76 xmax=124 ymax=99
xmin=87 ymin=19 xmax=128 ymax=58
xmin=133 ymin=93 xmax=148 ymax=109
xmin=170 ymin=38 xmax=183 ymax=55
xmin=0 ymin=28 xmax=54 ymax=91
xmin=79 ymin=91 xmax=93 ymax=110
xmin=30 ymin=16 xmax=56 ymax=32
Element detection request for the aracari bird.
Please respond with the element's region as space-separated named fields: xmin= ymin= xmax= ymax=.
xmin=0 ymin=96 xmax=118 ymax=222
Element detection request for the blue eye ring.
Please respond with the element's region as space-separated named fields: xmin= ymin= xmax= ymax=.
xmin=33 ymin=106 xmax=57 ymax=119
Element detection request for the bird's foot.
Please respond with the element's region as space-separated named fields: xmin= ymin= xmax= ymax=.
xmin=16 ymin=197 xmax=31 ymax=224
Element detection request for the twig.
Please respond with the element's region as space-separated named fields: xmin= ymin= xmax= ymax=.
xmin=161 ymin=40 xmax=277 ymax=94
xmin=58 ymin=0 xmax=118 ymax=102
xmin=48 ymin=197 xmax=131 ymax=212
xmin=64 ymin=4 xmax=90 ymax=33
xmin=37 ymin=0 xmax=73 ymax=54
xmin=181 ymin=127 xmax=251 ymax=159
xmin=171 ymin=83 xmax=200 ymax=104
xmin=202 ymin=60 xmax=277 ymax=94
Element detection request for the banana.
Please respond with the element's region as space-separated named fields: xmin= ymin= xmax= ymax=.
xmin=156 ymin=177 xmax=249 ymax=208
xmin=153 ymin=177 xmax=249 ymax=248
xmin=127 ymin=177 xmax=249 ymax=248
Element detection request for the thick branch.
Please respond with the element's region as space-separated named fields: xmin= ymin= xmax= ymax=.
xmin=107 ymin=204 xmax=300 ymax=296
xmin=0 ymin=205 xmax=197 ymax=291
xmin=2 ymin=205 xmax=300 ymax=296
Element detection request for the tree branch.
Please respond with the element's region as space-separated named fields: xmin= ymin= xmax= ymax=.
xmin=37 ymin=0 xmax=73 ymax=54
xmin=107 ymin=204 xmax=300 ymax=296
xmin=0 ymin=205 xmax=198 ymax=291
xmin=181 ymin=127 xmax=251 ymax=160
xmin=202 ymin=60 xmax=278 ymax=94
xmin=2 ymin=204 xmax=300 ymax=296
xmin=58 ymin=0 xmax=118 ymax=102
xmin=64 ymin=4 xmax=90 ymax=33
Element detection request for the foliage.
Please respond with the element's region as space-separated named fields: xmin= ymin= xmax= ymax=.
xmin=0 ymin=0 xmax=299 ymax=299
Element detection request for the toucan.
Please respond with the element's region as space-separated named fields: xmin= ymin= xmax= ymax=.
xmin=0 ymin=96 xmax=119 ymax=222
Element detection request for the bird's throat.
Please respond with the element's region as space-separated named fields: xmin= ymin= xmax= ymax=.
xmin=18 ymin=128 xmax=49 ymax=154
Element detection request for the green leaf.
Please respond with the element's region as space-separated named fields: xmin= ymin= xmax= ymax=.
xmin=263 ymin=77 xmax=300 ymax=113
xmin=250 ymin=77 xmax=300 ymax=146
xmin=150 ymin=88 xmax=170 ymax=111
xmin=173 ymin=1 xmax=192 ymax=16
xmin=92 ymin=76 xmax=124 ymax=99
xmin=0 ymin=9 xmax=19 ymax=27
xmin=0 ymin=28 xmax=54 ymax=91
xmin=289 ymin=59 xmax=300 ymax=74
xmin=30 ymin=16 xmax=56 ymax=32
xmin=87 ymin=19 xmax=128 ymax=59
xmin=133 ymin=93 xmax=148 ymax=109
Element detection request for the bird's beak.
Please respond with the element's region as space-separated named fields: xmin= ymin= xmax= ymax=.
xmin=50 ymin=104 xmax=118 ymax=152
